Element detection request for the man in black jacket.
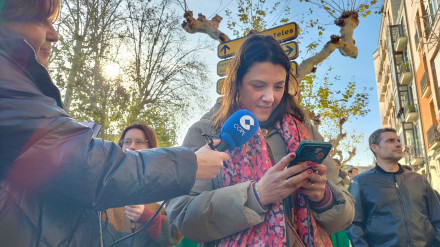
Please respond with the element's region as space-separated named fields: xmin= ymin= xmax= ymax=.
xmin=346 ymin=128 xmax=440 ymax=246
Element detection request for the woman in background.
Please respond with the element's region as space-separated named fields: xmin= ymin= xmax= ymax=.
xmin=102 ymin=122 xmax=183 ymax=247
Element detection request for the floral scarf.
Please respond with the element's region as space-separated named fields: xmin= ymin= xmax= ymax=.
xmin=218 ymin=113 xmax=332 ymax=247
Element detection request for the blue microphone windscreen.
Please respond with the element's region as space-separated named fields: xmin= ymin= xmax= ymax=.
xmin=218 ymin=109 xmax=260 ymax=149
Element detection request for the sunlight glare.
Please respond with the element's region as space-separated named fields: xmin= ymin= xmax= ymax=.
xmin=103 ymin=63 xmax=121 ymax=80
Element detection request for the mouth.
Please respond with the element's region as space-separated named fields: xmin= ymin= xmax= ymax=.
xmin=39 ymin=48 xmax=51 ymax=57
xmin=257 ymin=105 xmax=272 ymax=110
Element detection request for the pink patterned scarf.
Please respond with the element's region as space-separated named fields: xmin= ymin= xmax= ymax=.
xmin=218 ymin=113 xmax=332 ymax=247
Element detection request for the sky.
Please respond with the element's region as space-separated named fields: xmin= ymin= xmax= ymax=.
xmin=175 ymin=0 xmax=384 ymax=167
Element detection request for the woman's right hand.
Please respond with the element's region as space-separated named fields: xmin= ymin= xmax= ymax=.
xmin=195 ymin=139 xmax=229 ymax=180
xmin=256 ymin=153 xmax=315 ymax=206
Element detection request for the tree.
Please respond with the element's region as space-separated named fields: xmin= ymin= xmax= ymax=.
xmin=301 ymin=74 xmax=372 ymax=165
xmin=120 ymin=0 xmax=211 ymax=146
xmin=176 ymin=0 xmax=378 ymax=165
xmin=51 ymin=0 xmax=126 ymax=138
xmin=51 ymin=0 xmax=211 ymax=145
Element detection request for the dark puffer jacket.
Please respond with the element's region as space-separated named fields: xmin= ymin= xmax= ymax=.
xmin=0 ymin=38 xmax=197 ymax=246
xmin=347 ymin=164 xmax=440 ymax=247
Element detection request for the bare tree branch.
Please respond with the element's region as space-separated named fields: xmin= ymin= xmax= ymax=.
xmin=182 ymin=11 xmax=230 ymax=42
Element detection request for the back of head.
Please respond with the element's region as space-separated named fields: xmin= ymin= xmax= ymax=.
xmin=0 ymin=0 xmax=60 ymax=24
xmin=333 ymin=158 xmax=342 ymax=166
xmin=0 ymin=0 xmax=60 ymax=39
xmin=214 ymin=35 xmax=304 ymax=127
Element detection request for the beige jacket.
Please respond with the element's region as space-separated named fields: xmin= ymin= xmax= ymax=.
xmin=166 ymin=103 xmax=354 ymax=245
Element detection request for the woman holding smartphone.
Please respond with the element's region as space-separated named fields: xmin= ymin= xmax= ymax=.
xmin=167 ymin=35 xmax=354 ymax=246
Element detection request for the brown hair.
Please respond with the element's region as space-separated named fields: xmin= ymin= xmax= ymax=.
xmin=368 ymin=127 xmax=397 ymax=156
xmin=0 ymin=0 xmax=61 ymax=24
xmin=118 ymin=122 xmax=158 ymax=148
xmin=213 ymin=35 xmax=304 ymax=128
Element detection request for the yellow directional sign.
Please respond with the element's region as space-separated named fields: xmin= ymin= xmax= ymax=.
xmin=291 ymin=61 xmax=298 ymax=77
xmin=282 ymin=41 xmax=299 ymax=60
xmin=217 ymin=59 xmax=232 ymax=77
xmin=217 ymin=78 xmax=225 ymax=95
xmin=218 ymin=22 xmax=299 ymax=59
xmin=218 ymin=42 xmax=298 ymax=77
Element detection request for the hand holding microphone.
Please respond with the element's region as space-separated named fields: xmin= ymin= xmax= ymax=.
xmin=210 ymin=109 xmax=260 ymax=152
xmin=195 ymin=139 xmax=229 ymax=179
xmin=195 ymin=109 xmax=259 ymax=179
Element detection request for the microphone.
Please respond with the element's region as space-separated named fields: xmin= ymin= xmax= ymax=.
xmin=215 ymin=109 xmax=260 ymax=151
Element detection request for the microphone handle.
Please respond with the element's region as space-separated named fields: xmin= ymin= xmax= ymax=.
xmin=215 ymin=140 xmax=230 ymax=152
xmin=130 ymin=222 xmax=136 ymax=233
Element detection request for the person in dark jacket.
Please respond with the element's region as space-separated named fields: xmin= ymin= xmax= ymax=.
xmin=346 ymin=128 xmax=440 ymax=246
xmin=0 ymin=0 xmax=229 ymax=246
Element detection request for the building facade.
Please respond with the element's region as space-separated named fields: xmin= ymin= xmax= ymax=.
xmin=373 ymin=0 xmax=440 ymax=190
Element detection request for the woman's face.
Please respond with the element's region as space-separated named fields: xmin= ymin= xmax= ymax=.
xmin=121 ymin=128 xmax=150 ymax=151
xmin=6 ymin=20 xmax=58 ymax=68
xmin=238 ymin=62 xmax=286 ymax=122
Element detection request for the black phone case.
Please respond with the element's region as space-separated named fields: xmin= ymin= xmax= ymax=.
xmin=288 ymin=140 xmax=332 ymax=167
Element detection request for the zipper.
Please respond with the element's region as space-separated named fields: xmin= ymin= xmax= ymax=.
xmin=393 ymin=175 xmax=410 ymax=246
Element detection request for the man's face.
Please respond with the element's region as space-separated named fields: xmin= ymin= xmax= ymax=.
xmin=371 ymin=132 xmax=403 ymax=162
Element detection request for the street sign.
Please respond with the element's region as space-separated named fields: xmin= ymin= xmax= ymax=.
xmin=217 ymin=42 xmax=298 ymax=77
xmin=218 ymin=22 xmax=299 ymax=59
xmin=217 ymin=59 xmax=232 ymax=77
xmin=217 ymin=78 xmax=225 ymax=95
xmin=282 ymin=41 xmax=299 ymax=60
xmin=291 ymin=61 xmax=298 ymax=77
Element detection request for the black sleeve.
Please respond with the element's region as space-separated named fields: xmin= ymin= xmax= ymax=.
xmin=1 ymin=76 xmax=197 ymax=210
xmin=346 ymin=178 xmax=369 ymax=247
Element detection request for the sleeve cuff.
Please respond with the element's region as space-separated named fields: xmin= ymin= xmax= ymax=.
xmin=310 ymin=184 xmax=334 ymax=212
xmin=140 ymin=204 xmax=165 ymax=240
xmin=245 ymin=182 xmax=268 ymax=214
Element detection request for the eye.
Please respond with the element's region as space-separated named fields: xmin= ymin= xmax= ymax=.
xmin=251 ymin=84 xmax=264 ymax=89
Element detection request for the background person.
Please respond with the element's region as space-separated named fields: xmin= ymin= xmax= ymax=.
xmin=167 ymin=35 xmax=354 ymax=246
xmin=333 ymin=158 xmax=350 ymax=187
xmin=102 ymin=122 xmax=183 ymax=247
xmin=346 ymin=128 xmax=440 ymax=246
xmin=0 ymin=1 xmax=228 ymax=246
xmin=347 ymin=168 xmax=359 ymax=179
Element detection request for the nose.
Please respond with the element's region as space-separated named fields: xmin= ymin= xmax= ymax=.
xmin=262 ymin=88 xmax=274 ymax=103
xmin=46 ymin=22 xmax=59 ymax=42
xmin=129 ymin=142 xmax=136 ymax=150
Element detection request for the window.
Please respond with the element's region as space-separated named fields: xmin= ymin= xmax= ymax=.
xmin=415 ymin=13 xmax=422 ymax=48
xmin=433 ymin=51 xmax=440 ymax=107
xmin=423 ymin=0 xmax=440 ymax=31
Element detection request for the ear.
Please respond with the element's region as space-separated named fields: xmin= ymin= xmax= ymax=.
xmin=370 ymin=144 xmax=379 ymax=154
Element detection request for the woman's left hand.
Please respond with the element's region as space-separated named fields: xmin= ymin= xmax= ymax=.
xmin=297 ymin=162 xmax=327 ymax=203
xmin=125 ymin=204 xmax=145 ymax=223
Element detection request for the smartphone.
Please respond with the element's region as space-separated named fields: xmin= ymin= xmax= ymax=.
xmin=288 ymin=140 xmax=332 ymax=167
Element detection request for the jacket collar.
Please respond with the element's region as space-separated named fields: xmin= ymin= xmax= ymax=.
xmin=374 ymin=163 xmax=404 ymax=175
xmin=0 ymin=38 xmax=63 ymax=108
